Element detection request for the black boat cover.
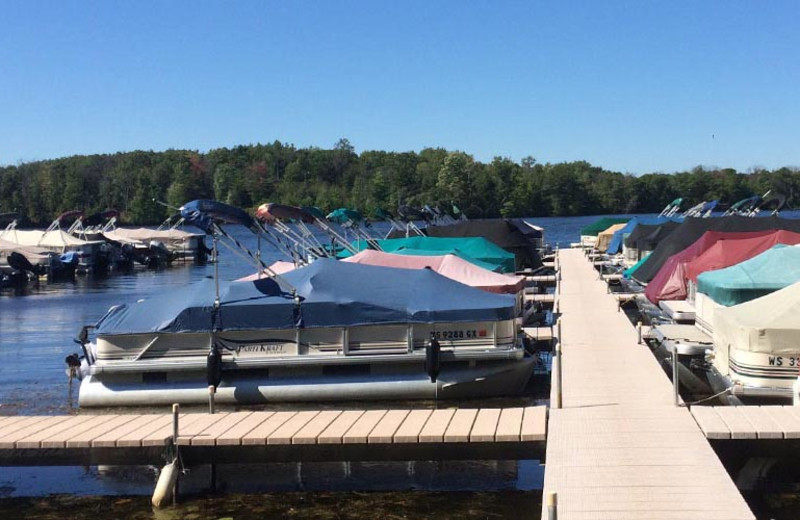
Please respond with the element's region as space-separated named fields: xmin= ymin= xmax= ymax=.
xmin=95 ymin=259 xmax=516 ymax=335
xmin=623 ymin=221 xmax=682 ymax=252
xmin=632 ymin=216 xmax=800 ymax=283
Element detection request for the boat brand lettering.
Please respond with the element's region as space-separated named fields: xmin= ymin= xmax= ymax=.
xmin=237 ymin=343 xmax=286 ymax=354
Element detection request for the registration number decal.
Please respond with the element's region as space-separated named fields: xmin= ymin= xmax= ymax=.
xmin=768 ymin=356 xmax=800 ymax=367
xmin=433 ymin=329 xmax=488 ymax=340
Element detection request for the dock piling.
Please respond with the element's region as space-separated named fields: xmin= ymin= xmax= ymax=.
xmin=208 ymin=385 xmax=216 ymax=414
xmin=554 ymin=318 xmax=563 ymax=409
xmin=637 ymin=321 xmax=642 ymax=344
xmin=671 ymin=347 xmax=680 ymax=406
xmin=546 ymin=491 xmax=557 ymax=520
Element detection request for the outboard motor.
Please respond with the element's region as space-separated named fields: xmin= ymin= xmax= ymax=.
xmin=425 ymin=333 xmax=441 ymax=383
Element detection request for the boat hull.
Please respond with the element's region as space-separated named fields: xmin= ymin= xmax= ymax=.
xmin=78 ymin=357 xmax=536 ymax=407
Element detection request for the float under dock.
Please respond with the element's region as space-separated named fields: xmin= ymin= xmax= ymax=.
xmin=0 ymin=406 xmax=546 ymax=467
xmin=542 ymin=248 xmax=754 ymax=520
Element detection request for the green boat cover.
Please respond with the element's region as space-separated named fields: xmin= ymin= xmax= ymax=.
xmin=623 ymin=253 xmax=650 ymax=279
xmin=696 ymin=245 xmax=800 ymax=306
xmin=340 ymin=236 xmax=516 ymax=273
xmin=580 ymin=217 xmax=630 ymax=237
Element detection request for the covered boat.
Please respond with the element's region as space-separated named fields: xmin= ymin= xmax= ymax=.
xmin=644 ymin=230 xmax=800 ymax=304
xmin=579 ymin=217 xmax=629 ymax=247
xmin=341 ymin=236 xmax=516 ymax=273
xmin=405 ymin=219 xmax=543 ymax=271
xmin=103 ymin=227 xmax=207 ymax=261
xmin=0 ymin=227 xmax=107 ymax=272
xmin=712 ymin=281 xmax=800 ymax=398
xmin=631 ymin=216 xmax=800 ymax=284
xmin=694 ymin=245 xmax=800 ymax=334
xmin=75 ymin=259 xmax=533 ymax=406
xmin=595 ymin=223 xmax=627 ymax=253
xmin=623 ymin=220 xmax=682 ymax=265
xmin=342 ymin=249 xmax=525 ymax=294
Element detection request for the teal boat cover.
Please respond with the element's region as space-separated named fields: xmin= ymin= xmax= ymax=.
xmin=696 ymin=245 xmax=800 ymax=306
xmin=580 ymin=217 xmax=630 ymax=237
xmin=341 ymin=236 xmax=516 ymax=273
xmin=623 ymin=253 xmax=650 ymax=279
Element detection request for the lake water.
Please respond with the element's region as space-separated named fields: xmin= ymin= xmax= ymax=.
xmin=1 ymin=213 xmax=797 ymax=519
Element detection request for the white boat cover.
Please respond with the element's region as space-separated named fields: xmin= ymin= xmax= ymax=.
xmin=0 ymin=229 xmax=103 ymax=248
xmin=104 ymin=227 xmax=203 ymax=249
xmin=0 ymin=238 xmax=51 ymax=262
xmin=714 ymin=281 xmax=800 ymax=356
xmin=342 ymin=250 xmax=525 ymax=294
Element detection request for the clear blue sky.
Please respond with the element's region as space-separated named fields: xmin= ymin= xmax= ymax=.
xmin=1 ymin=1 xmax=798 ymax=174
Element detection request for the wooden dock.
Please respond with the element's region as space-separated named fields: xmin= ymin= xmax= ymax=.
xmin=543 ymin=248 xmax=755 ymax=519
xmin=0 ymin=406 xmax=546 ymax=467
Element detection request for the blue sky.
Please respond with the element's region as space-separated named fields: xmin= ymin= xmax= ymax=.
xmin=1 ymin=1 xmax=798 ymax=174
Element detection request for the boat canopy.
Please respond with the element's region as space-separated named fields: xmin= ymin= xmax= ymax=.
xmin=341 ymin=236 xmax=516 ymax=273
xmin=0 ymin=229 xmax=104 ymax=248
xmin=697 ymin=245 xmax=800 ymax=306
xmin=579 ymin=217 xmax=630 ymax=237
xmin=180 ymin=199 xmax=258 ymax=234
xmin=416 ymin=219 xmax=542 ymax=270
xmin=342 ymin=249 xmax=525 ymax=294
xmin=595 ymin=223 xmax=627 ymax=252
xmin=643 ymin=230 xmax=799 ymax=304
xmin=632 ymin=216 xmax=800 ymax=284
xmin=714 ymin=280 xmax=800 ymax=356
xmin=623 ymin=220 xmax=682 ymax=253
xmin=0 ymin=238 xmax=52 ymax=262
xmin=95 ymin=259 xmax=517 ymax=336
xmin=606 ymin=216 xmax=682 ymax=255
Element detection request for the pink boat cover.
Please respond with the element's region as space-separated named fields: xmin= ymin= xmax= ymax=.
xmin=343 ymin=249 xmax=525 ymax=294
xmin=236 ymin=260 xmax=297 ymax=281
xmin=645 ymin=229 xmax=800 ymax=303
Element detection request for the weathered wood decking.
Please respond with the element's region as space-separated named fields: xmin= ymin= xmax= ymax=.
xmin=543 ymin=248 xmax=755 ymax=520
xmin=0 ymin=406 xmax=546 ymax=466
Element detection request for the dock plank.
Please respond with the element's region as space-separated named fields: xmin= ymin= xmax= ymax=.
xmin=317 ymin=411 xmax=365 ymax=445
xmin=737 ymin=407 xmax=783 ymax=439
xmin=418 ymin=409 xmax=456 ymax=443
xmin=342 ymin=410 xmax=387 ymax=444
xmin=40 ymin=415 xmax=116 ymax=449
xmin=443 ymin=409 xmax=478 ymax=443
xmin=241 ymin=411 xmax=297 ymax=446
xmin=216 ymin=412 xmax=274 ymax=446
xmin=11 ymin=416 xmax=87 ymax=449
xmin=95 ymin=415 xmax=170 ymax=447
xmin=521 ymin=406 xmax=547 ymax=441
xmin=140 ymin=413 xmax=206 ymax=447
xmin=267 ymin=411 xmax=319 ymax=445
xmin=762 ymin=406 xmax=800 ymax=439
xmin=65 ymin=415 xmax=140 ymax=448
xmin=191 ymin=412 xmax=255 ymax=446
xmin=292 ymin=411 xmax=342 ymax=445
xmin=495 ymin=407 xmax=524 ymax=442
xmin=393 ymin=410 xmax=434 ymax=444
xmin=690 ymin=407 xmax=731 ymax=440
xmin=469 ymin=408 xmax=501 ymax=442
xmin=713 ymin=407 xmax=757 ymax=440
xmin=368 ymin=410 xmax=410 ymax=444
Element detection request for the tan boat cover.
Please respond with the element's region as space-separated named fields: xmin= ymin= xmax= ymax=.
xmin=0 ymin=229 xmax=103 ymax=248
xmin=0 ymin=238 xmax=51 ymax=263
xmin=596 ymin=223 xmax=627 ymax=252
xmin=104 ymin=227 xmax=202 ymax=249
xmin=714 ymin=281 xmax=800 ymax=355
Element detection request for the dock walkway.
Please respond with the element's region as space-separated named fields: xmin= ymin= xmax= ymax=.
xmin=0 ymin=406 xmax=546 ymax=467
xmin=543 ymin=248 xmax=754 ymax=519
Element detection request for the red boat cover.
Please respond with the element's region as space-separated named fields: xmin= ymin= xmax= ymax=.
xmin=685 ymin=230 xmax=800 ymax=283
xmin=644 ymin=230 xmax=797 ymax=304
xmin=343 ymin=249 xmax=525 ymax=294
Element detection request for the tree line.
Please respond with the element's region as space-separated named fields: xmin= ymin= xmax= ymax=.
xmin=0 ymin=138 xmax=797 ymax=226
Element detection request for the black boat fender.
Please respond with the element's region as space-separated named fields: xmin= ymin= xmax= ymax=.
xmin=425 ymin=334 xmax=441 ymax=383
xmin=207 ymin=344 xmax=223 ymax=388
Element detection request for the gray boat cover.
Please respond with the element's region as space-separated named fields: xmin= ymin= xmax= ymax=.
xmin=95 ymin=259 xmax=516 ymax=335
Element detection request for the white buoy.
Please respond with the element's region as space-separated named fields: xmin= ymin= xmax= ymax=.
xmin=152 ymin=460 xmax=179 ymax=508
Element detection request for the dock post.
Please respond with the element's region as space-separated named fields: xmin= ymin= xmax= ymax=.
xmin=546 ymin=491 xmax=557 ymax=520
xmin=637 ymin=321 xmax=642 ymax=344
xmin=554 ymin=319 xmax=563 ymax=409
xmin=671 ymin=347 xmax=680 ymax=406
xmin=208 ymin=385 xmax=216 ymax=414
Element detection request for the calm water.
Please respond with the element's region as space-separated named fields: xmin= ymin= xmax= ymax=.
xmin=2 ymin=214 xmax=797 ymax=519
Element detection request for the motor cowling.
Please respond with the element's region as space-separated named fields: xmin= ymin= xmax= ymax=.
xmin=425 ymin=334 xmax=441 ymax=383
